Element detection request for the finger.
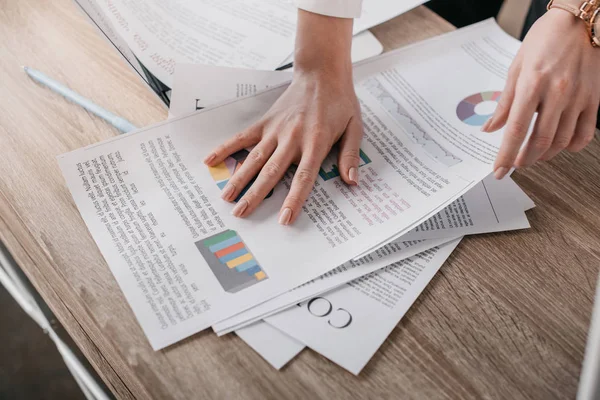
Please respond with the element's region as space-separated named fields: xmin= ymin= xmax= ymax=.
xmin=514 ymin=96 xmax=564 ymax=167
xmin=278 ymin=155 xmax=323 ymax=225
xmin=538 ymin=109 xmax=578 ymax=161
xmin=337 ymin=113 xmax=364 ymax=185
xmin=493 ymin=75 xmax=540 ymax=179
xmin=483 ymin=58 xmax=521 ymax=132
xmin=567 ymin=106 xmax=598 ymax=153
xmin=220 ymin=139 xmax=277 ymax=203
xmin=231 ymin=146 xmax=295 ymax=218
xmin=204 ymin=123 xmax=262 ymax=166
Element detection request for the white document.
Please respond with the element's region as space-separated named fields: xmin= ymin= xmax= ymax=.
xmin=401 ymin=174 xmax=529 ymax=241
xmin=168 ymin=34 xmax=382 ymax=110
xmin=84 ymin=0 xmax=423 ymax=87
xmin=213 ymin=171 xmax=535 ymax=334
xmin=169 ymin=65 xmax=292 ymax=114
xmin=58 ymin=20 xmax=523 ymax=350
xmin=221 ymin=174 xmax=534 ymax=361
xmin=349 ymin=30 xmax=386 ymax=62
xmin=267 ymin=238 xmax=461 ymax=374
xmin=234 ymin=322 xmax=304 ymax=369
xmin=169 ymin=65 xmax=530 ymax=244
xmin=213 ymin=237 xmax=456 ymax=334
xmin=75 ymin=0 xmax=145 ymax=78
xmin=277 ymin=30 xmax=384 ymax=68
xmin=257 ymin=181 xmax=534 ymax=372
xmin=167 ymin=53 xmax=533 ymax=363
xmin=91 ymin=0 xmax=297 ymax=87
xmin=167 ymin=63 xmax=456 ymax=364
xmin=165 ymin=26 xmax=529 ymax=334
xmin=236 ymin=175 xmax=533 ymax=369
xmin=168 ymin=70 xmax=303 ymax=366
xmin=350 ymin=20 xmax=524 ymax=257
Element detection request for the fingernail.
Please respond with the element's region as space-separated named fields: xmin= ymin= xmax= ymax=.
xmin=204 ymin=153 xmax=216 ymax=164
xmin=221 ymin=183 xmax=235 ymax=201
xmin=231 ymin=199 xmax=248 ymax=217
xmin=494 ymin=167 xmax=509 ymax=180
xmin=348 ymin=167 xmax=358 ymax=185
xmin=278 ymin=208 xmax=293 ymax=225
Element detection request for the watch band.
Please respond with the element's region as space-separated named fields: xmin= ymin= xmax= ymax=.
xmin=547 ymin=0 xmax=599 ymax=22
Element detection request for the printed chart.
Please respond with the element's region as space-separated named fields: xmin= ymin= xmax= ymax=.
xmin=456 ymin=91 xmax=501 ymax=127
xmin=196 ymin=230 xmax=267 ymax=293
xmin=319 ymin=149 xmax=372 ymax=181
xmin=364 ymin=78 xmax=462 ymax=167
xmin=208 ymin=149 xmax=273 ymax=202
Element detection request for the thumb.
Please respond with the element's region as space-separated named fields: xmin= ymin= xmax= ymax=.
xmin=338 ymin=114 xmax=364 ymax=186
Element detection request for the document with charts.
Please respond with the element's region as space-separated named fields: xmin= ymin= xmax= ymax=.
xmin=170 ymin=64 xmax=531 ymax=243
xmin=58 ymin=20 xmax=524 ymax=349
xmin=212 ymin=173 xmax=533 ymax=334
xmin=169 ymin=51 xmax=530 ymax=364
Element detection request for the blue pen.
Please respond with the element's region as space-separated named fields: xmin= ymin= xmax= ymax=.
xmin=23 ymin=66 xmax=137 ymax=133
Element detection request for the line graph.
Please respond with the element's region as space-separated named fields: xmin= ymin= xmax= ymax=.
xmin=363 ymin=78 xmax=462 ymax=167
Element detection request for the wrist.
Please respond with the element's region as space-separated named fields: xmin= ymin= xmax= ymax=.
xmin=545 ymin=1 xmax=600 ymax=46
xmin=293 ymin=9 xmax=354 ymax=85
xmin=546 ymin=7 xmax=583 ymax=25
xmin=293 ymin=53 xmax=353 ymax=87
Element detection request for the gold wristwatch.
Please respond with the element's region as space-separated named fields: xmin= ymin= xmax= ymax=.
xmin=547 ymin=0 xmax=600 ymax=46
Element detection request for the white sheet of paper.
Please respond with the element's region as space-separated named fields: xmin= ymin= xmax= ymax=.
xmin=168 ymin=31 xmax=383 ymax=114
xmin=255 ymin=182 xmax=533 ymax=372
xmin=267 ymin=238 xmax=461 ymax=374
xmin=401 ymin=175 xmax=529 ymax=241
xmin=212 ymin=182 xmax=531 ymax=334
xmin=218 ymin=174 xmax=535 ymax=356
xmin=169 ymin=66 xmax=530 ymax=246
xmin=277 ymin=30 xmax=383 ymax=68
xmin=87 ymin=0 xmax=421 ymax=87
xmin=169 ymin=65 xmax=292 ymax=115
xmin=213 ymin=237 xmax=456 ymax=334
xmin=168 ymin=69 xmax=303 ymax=367
xmin=259 ymin=180 xmax=534 ymax=372
xmin=58 ymin=20 xmax=524 ymax=350
xmin=167 ymin=62 xmax=531 ymax=337
xmin=75 ymin=0 xmax=146 ymax=78
xmin=234 ymin=322 xmax=304 ymax=369
xmin=92 ymin=0 xmax=298 ymax=87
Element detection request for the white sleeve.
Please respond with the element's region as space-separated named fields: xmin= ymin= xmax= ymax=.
xmin=295 ymin=0 xmax=363 ymax=19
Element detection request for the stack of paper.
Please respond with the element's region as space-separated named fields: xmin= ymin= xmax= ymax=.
xmin=76 ymin=0 xmax=431 ymax=102
xmin=58 ymin=20 xmax=533 ymax=374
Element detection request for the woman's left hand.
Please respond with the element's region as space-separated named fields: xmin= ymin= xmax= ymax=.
xmin=483 ymin=9 xmax=600 ymax=179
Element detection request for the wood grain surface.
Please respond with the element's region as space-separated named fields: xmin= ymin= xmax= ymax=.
xmin=0 ymin=1 xmax=599 ymax=399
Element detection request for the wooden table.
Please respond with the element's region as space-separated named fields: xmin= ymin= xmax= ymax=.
xmin=1 ymin=1 xmax=599 ymax=399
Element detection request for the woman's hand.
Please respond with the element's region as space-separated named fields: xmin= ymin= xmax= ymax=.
xmin=204 ymin=10 xmax=361 ymax=225
xmin=483 ymin=9 xmax=600 ymax=179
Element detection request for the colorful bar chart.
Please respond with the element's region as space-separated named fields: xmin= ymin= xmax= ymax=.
xmin=319 ymin=148 xmax=372 ymax=181
xmin=196 ymin=230 xmax=267 ymax=293
xmin=208 ymin=149 xmax=273 ymax=202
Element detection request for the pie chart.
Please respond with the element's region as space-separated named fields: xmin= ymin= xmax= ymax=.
xmin=456 ymin=91 xmax=502 ymax=127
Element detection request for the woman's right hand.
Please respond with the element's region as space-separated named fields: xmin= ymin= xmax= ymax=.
xmin=204 ymin=10 xmax=361 ymax=226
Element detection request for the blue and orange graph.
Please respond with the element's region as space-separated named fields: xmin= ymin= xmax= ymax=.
xmin=208 ymin=149 xmax=273 ymax=202
xmin=196 ymin=230 xmax=267 ymax=293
